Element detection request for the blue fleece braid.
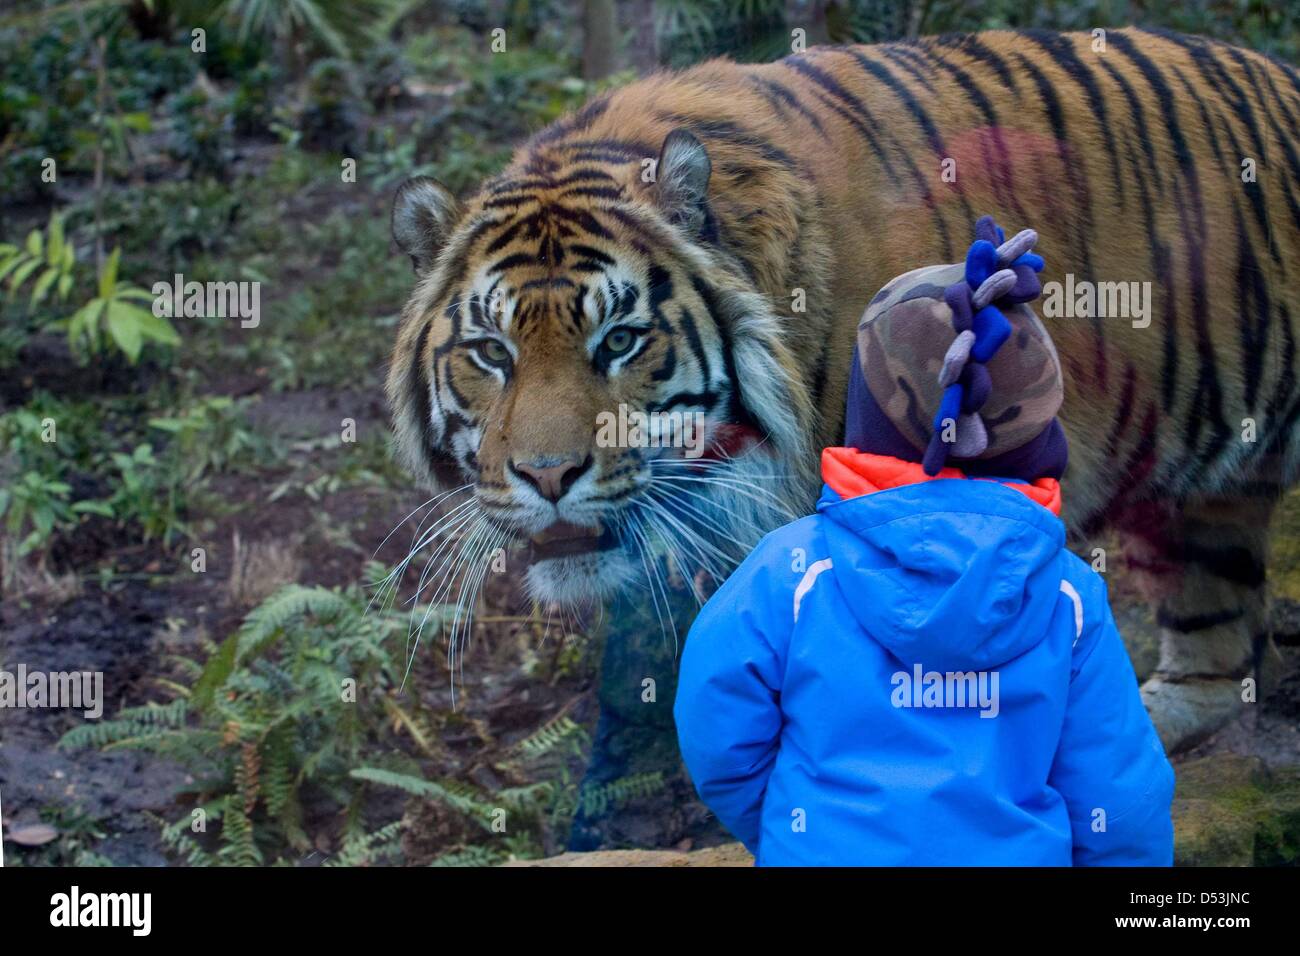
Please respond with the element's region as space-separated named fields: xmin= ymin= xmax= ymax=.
xmin=922 ymin=216 xmax=1046 ymax=476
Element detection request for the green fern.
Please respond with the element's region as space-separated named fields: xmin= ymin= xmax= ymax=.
xmin=234 ymin=584 xmax=353 ymax=661
xmin=59 ymin=573 xmax=590 ymax=866
xmin=216 ymin=796 xmax=264 ymax=867
xmin=349 ymin=767 xmax=494 ymax=820
xmin=578 ymin=772 xmax=667 ymax=819
xmin=324 ymin=821 xmax=403 ymax=867
xmin=506 ymin=714 xmax=587 ymax=763
xmin=494 ymin=781 xmax=557 ymax=812
xmin=57 ymin=699 xmax=190 ymax=751
xmin=428 ymin=845 xmax=507 ymax=868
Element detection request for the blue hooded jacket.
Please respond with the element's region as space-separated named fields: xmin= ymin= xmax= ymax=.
xmin=674 ymin=452 xmax=1175 ymax=866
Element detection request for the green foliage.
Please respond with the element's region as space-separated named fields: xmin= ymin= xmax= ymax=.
xmin=166 ymin=86 xmax=235 ymax=179
xmin=57 ymin=698 xmax=192 ymax=752
xmin=3 ymin=804 xmax=113 ymax=868
xmin=323 ymin=820 xmax=403 ymax=866
xmin=216 ymin=0 xmax=398 ymax=62
xmin=0 ymin=15 xmax=196 ymax=198
xmin=102 ymin=443 xmax=189 ymax=543
xmin=0 ymin=390 xmax=223 ymax=561
xmin=231 ymin=62 xmax=275 ymax=136
xmin=0 ymin=213 xmax=76 ymax=310
xmin=70 ymin=110 xmax=152 ymax=179
xmin=349 ymin=767 xmax=494 ymax=818
xmin=0 ymin=396 xmax=118 ymax=557
xmin=0 ymin=471 xmax=76 ymax=557
xmin=577 ymin=771 xmax=667 ymax=819
xmin=457 ymin=47 xmax=590 ymax=130
xmin=61 ymin=582 xmax=420 ymax=864
xmin=66 ymin=248 xmax=181 ymax=364
xmin=149 ymin=395 xmax=266 ymax=483
xmin=297 ymin=58 xmax=362 ymax=153
xmin=0 ymin=214 xmax=79 ymax=378
xmin=221 ymin=211 xmax=407 ymax=391
xmin=359 ymin=41 xmax=407 ymax=112
xmin=55 ymin=578 xmax=598 ymax=866
xmin=508 ymin=714 xmax=586 ymax=763
xmin=352 ymin=709 xmax=597 ymax=863
xmin=93 ymin=180 xmax=243 ymax=260
xmin=359 ymin=135 xmax=436 ymax=195
xmin=427 ymin=845 xmax=507 ymax=867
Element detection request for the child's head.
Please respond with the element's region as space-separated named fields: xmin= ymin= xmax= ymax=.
xmin=845 ymin=217 xmax=1068 ymax=482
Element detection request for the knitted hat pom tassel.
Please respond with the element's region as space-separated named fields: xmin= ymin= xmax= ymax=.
xmin=921 ymin=216 xmax=1046 ymax=476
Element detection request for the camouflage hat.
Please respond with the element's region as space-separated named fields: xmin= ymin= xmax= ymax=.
xmin=855 ymin=219 xmax=1063 ymax=476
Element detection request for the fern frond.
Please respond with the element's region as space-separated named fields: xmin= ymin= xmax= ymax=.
xmin=217 ymin=796 xmax=263 ymax=867
xmin=57 ymin=699 xmax=189 ymax=751
xmin=506 ymin=714 xmax=587 ymax=763
xmin=495 ymin=781 xmax=555 ymax=812
xmin=428 ymin=845 xmax=506 ymax=868
xmin=324 ymin=821 xmax=403 ymax=867
xmin=349 ymin=767 xmax=494 ymax=818
xmin=578 ymin=772 xmax=667 ymax=818
xmin=236 ymin=585 xmax=352 ymax=661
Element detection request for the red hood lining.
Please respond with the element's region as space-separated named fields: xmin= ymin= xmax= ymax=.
xmin=821 ymin=447 xmax=1062 ymax=516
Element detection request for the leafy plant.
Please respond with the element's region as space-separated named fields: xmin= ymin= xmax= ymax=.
xmin=351 ymin=709 xmax=599 ymax=863
xmin=56 ymin=576 xmax=599 ymax=866
xmin=0 ymin=396 xmax=116 ymax=560
xmin=103 ymin=443 xmax=187 ymax=543
xmin=231 ymin=61 xmax=275 ymax=136
xmin=70 ymin=109 xmax=151 ymax=177
xmin=60 ymin=583 xmax=422 ymax=863
xmin=166 ymin=86 xmax=235 ymax=179
xmin=297 ymin=57 xmax=361 ymax=154
xmin=66 ymin=247 xmax=180 ymax=364
xmin=149 ymin=395 xmax=265 ymax=483
xmin=0 ymin=470 xmax=80 ymax=556
xmin=93 ymin=179 xmax=242 ymax=259
xmin=216 ymin=0 xmax=399 ymax=63
xmin=0 ymin=213 xmax=76 ymax=309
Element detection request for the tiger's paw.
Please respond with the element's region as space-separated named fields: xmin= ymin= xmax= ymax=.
xmin=1140 ymin=674 xmax=1244 ymax=753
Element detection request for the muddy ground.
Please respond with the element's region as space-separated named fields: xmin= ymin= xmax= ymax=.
xmin=3 ymin=440 xmax=1299 ymax=864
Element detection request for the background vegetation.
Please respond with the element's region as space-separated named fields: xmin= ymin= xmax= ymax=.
xmin=1 ymin=0 xmax=1296 ymax=866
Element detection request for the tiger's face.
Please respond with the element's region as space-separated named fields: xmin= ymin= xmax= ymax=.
xmin=386 ymin=130 xmax=812 ymax=605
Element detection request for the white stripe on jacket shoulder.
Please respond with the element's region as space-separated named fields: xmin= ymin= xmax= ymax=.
xmin=1059 ymin=579 xmax=1084 ymax=644
xmin=793 ymin=558 xmax=834 ymax=623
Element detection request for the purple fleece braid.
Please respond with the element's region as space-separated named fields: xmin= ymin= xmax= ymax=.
xmin=921 ymin=216 xmax=1046 ymax=476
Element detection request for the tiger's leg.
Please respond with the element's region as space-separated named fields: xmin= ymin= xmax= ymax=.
xmin=1138 ymin=491 xmax=1278 ymax=752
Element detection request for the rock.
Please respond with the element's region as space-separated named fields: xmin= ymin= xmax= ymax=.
xmin=503 ymin=842 xmax=752 ymax=867
xmin=5 ymin=823 xmax=59 ymax=846
xmin=1173 ymin=754 xmax=1300 ymax=866
xmin=514 ymin=753 xmax=1300 ymax=867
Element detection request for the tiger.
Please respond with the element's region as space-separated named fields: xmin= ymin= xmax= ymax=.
xmin=386 ymin=26 xmax=1300 ymax=754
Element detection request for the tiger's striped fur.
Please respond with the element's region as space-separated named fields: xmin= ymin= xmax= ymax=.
xmin=387 ymin=27 xmax=1300 ymax=750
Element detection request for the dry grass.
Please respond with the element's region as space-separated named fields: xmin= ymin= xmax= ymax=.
xmin=0 ymin=537 xmax=81 ymax=602
xmin=226 ymin=530 xmax=303 ymax=609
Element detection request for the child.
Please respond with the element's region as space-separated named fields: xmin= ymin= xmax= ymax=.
xmin=674 ymin=218 xmax=1175 ymax=866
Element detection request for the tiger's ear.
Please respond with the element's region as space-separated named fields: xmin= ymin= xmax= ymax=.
xmin=392 ymin=176 xmax=460 ymax=273
xmin=652 ymin=129 xmax=712 ymax=236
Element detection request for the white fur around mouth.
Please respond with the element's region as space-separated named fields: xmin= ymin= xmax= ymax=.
xmin=523 ymin=545 xmax=637 ymax=606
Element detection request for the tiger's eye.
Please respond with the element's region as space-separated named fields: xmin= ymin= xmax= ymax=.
xmin=603 ymin=328 xmax=636 ymax=355
xmin=478 ymin=339 xmax=510 ymax=366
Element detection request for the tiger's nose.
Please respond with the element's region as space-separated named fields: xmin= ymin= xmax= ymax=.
xmin=511 ymin=456 xmax=591 ymax=502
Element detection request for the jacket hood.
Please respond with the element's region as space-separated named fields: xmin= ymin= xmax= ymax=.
xmin=816 ymin=450 xmax=1066 ymax=672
